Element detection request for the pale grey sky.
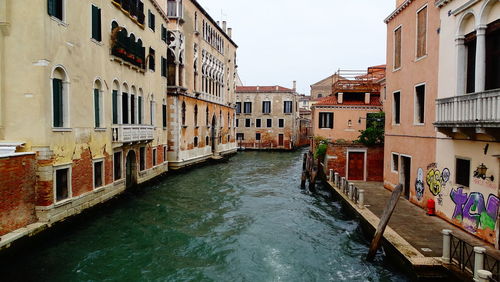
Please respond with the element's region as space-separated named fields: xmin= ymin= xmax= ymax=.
xmin=197 ymin=0 xmax=395 ymax=95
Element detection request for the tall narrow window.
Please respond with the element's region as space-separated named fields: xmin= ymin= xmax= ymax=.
xmin=416 ymin=6 xmax=427 ymax=58
xmin=48 ymin=0 xmax=63 ymax=21
xmin=262 ymin=101 xmax=271 ymax=114
xmin=138 ymin=96 xmax=143 ymax=124
xmin=112 ymin=89 xmax=118 ymax=124
xmin=161 ymin=25 xmax=167 ymax=42
xmin=278 ymin=119 xmax=285 ymax=128
xmin=153 ymin=149 xmax=157 ymax=166
xmin=150 ymin=99 xmax=155 ymax=126
xmin=149 ymin=48 xmax=155 ymax=71
xmin=206 ymin=107 xmax=209 ymax=126
xmin=394 ymin=26 xmax=402 ymax=69
xmin=236 ymin=119 xmax=239 ymax=128
xmin=284 ymin=101 xmax=292 ymax=113
xmin=256 ymin=119 xmax=261 ymax=128
xmin=181 ymin=102 xmax=186 ymax=126
xmin=55 ymin=167 xmax=70 ymax=202
xmin=245 ymin=118 xmax=251 ymax=128
xmin=465 ymin=32 xmax=477 ymax=94
xmin=393 ymin=91 xmax=401 ymax=124
xmin=91 ymin=5 xmax=102 ymax=42
xmin=194 ymin=105 xmax=198 ymax=126
xmin=392 ymin=153 xmax=399 ymax=172
xmin=485 ymin=20 xmax=500 ymax=90
xmin=130 ymin=93 xmax=136 ymax=124
xmin=267 ymin=119 xmax=272 ymax=128
xmin=415 ymin=85 xmax=425 ymax=124
xmin=162 ymin=101 xmax=167 ymax=128
xmin=122 ymin=92 xmax=129 ymax=124
xmin=53 ymin=78 xmax=64 ymax=127
xmin=256 ymin=133 xmax=261 ymax=141
xmin=93 ymin=160 xmax=104 ymax=189
xmin=113 ymin=151 xmax=122 ymax=180
xmin=140 ymin=147 xmax=146 ymax=171
xmin=243 ymin=102 xmax=252 ymax=114
xmin=148 ymin=10 xmax=155 ymax=31
xmin=318 ymin=113 xmax=333 ymax=128
xmin=456 ymin=158 xmax=471 ymax=187
xmin=161 ymin=57 xmax=167 ymax=77
xmin=94 ymin=88 xmax=101 ymax=128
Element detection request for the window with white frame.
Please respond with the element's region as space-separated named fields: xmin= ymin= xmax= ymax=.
xmin=152 ymin=148 xmax=157 ymax=166
xmin=48 ymin=0 xmax=64 ymax=21
xmin=245 ymin=118 xmax=251 ymax=128
xmin=415 ymin=85 xmax=425 ymax=124
xmin=284 ymin=101 xmax=293 ymax=114
xmin=91 ymin=4 xmax=102 ymax=42
xmin=94 ymin=80 xmax=103 ymax=128
xmin=93 ymin=160 xmax=104 ymax=189
xmin=54 ymin=165 xmax=71 ymax=202
xmin=278 ymin=119 xmax=285 ymax=128
xmin=416 ymin=6 xmax=427 ymax=59
xmin=394 ymin=26 xmax=402 ymax=70
xmin=243 ymin=102 xmax=252 ymax=114
xmin=262 ymin=101 xmax=271 ymax=114
xmin=318 ymin=112 xmax=333 ymax=129
xmin=52 ymin=67 xmax=69 ymax=128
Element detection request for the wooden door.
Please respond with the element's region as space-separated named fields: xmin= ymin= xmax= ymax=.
xmin=348 ymin=152 xmax=365 ymax=181
xmin=278 ymin=134 xmax=284 ymax=146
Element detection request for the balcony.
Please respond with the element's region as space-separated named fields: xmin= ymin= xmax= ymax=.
xmin=111 ymin=26 xmax=146 ymax=70
xmin=435 ymin=89 xmax=500 ymax=140
xmin=333 ymin=67 xmax=386 ymax=94
xmin=112 ymin=125 xmax=154 ymax=143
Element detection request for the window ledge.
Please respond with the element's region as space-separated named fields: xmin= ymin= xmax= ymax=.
xmin=415 ymin=55 xmax=427 ymax=62
xmin=50 ymin=16 xmax=68 ymax=27
xmin=95 ymin=128 xmax=107 ymax=132
xmin=54 ymin=198 xmax=73 ymax=208
xmin=393 ymin=67 xmax=402 ymax=73
xmin=93 ymin=186 xmax=106 ymax=193
xmin=413 ymin=123 xmax=425 ymax=126
xmin=52 ymin=128 xmax=73 ymax=132
xmin=90 ymin=38 xmax=103 ymax=46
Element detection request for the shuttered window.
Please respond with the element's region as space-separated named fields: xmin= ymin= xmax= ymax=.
xmin=53 ymin=78 xmax=63 ymax=127
xmin=416 ymin=6 xmax=427 ymax=58
xmin=149 ymin=48 xmax=155 ymax=71
xmin=243 ymin=102 xmax=252 ymax=114
xmin=161 ymin=25 xmax=167 ymax=42
xmin=94 ymin=88 xmax=100 ymax=128
xmin=148 ymin=10 xmax=155 ymax=31
xmin=138 ymin=96 xmax=143 ymax=124
xmin=112 ymin=90 xmax=118 ymax=124
xmin=319 ymin=113 xmax=333 ymax=129
xmin=284 ymin=101 xmax=292 ymax=113
xmin=91 ymin=5 xmax=102 ymax=41
xmin=394 ymin=27 xmax=402 ymax=69
xmin=162 ymin=104 xmax=167 ymax=128
xmin=122 ymin=93 xmax=129 ymax=124
xmin=161 ymin=57 xmax=167 ymax=77
xmin=262 ymin=101 xmax=271 ymax=114
xmin=48 ymin=0 xmax=63 ymax=21
xmin=130 ymin=95 xmax=135 ymax=124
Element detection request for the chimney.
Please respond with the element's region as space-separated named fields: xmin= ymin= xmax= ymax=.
xmin=338 ymin=93 xmax=344 ymax=104
xmin=293 ymin=81 xmax=297 ymax=91
xmin=228 ymin=28 xmax=232 ymax=38
xmin=222 ymin=21 xmax=227 ymax=33
xmin=256 ymin=86 xmax=260 ymax=91
xmin=276 ymin=86 xmax=279 ymax=91
xmin=365 ymin=93 xmax=371 ymax=104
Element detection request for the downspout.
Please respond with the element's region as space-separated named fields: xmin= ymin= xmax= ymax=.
xmin=0 ymin=0 xmax=9 ymax=140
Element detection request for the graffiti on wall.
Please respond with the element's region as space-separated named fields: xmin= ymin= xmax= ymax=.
xmin=426 ymin=164 xmax=450 ymax=196
xmin=415 ymin=168 xmax=424 ymax=201
xmin=450 ymin=187 xmax=500 ymax=232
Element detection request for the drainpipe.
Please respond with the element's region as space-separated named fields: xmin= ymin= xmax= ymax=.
xmin=0 ymin=0 xmax=9 ymax=140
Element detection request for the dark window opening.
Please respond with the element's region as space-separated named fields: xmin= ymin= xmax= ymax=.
xmin=244 ymin=102 xmax=252 ymax=114
xmin=55 ymin=168 xmax=69 ymax=202
xmin=284 ymin=101 xmax=292 ymax=113
xmin=194 ymin=137 xmax=199 ymax=147
xmin=256 ymin=133 xmax=261 ymax=141
xmin=279 ymin=119 xmax=284 ymax=128
xmin=114 ymin=152 xmax=122 ymax=180
xmin=91 ymin=5 xmax=102 ymax=41
xmin=415 ymin=85 xmax=425 ymax=124
xmin=319 ymin=112 xmax=333 ymax=128
xmin=149 ymin=48 xmax=155 ymax=71
xmin=112 ymin=90 xmax=118 ymax=124
xmin=486 ymin=19 xmax=500 ymax=91
xmin=456 ymin=158 xmax=471 ymax=187
xmin=52 ymin=78 xmax=63 ymax=128
xmin=148 ymin=10 xmax=155 ymax=31
xmin=245 ymin=118 xmax=251 ymax=128
xmin=48 ymin=0 xmax=63 ymax=21
xmin=236 ymin=133 xmax=244 ymax=141
xmin=94 ymin=161 xmax=103 ymax=188
xmin=267 ymin=119 xmax=272 ymax=128
xmin=465 ymin=32 xmax=477 ymax=94
xmin=152 ymin=149 xmax=157 ymax=166
xmin=393 ymin=92 xmax=401 ymax=124
xmin=256 ymin=119 xmax=261 ymax=128
xmin=139 ymin=147 xmax=146 ymax=171
xmin=236 ymin=102 xmax=241 ymax=114
xmin=162 ymin=104 xmax=167 ymax=128
xmin=262 ymin=101 xmax=271 ymax=114
xmin=122 ymin=92 xmax=129 ymax=124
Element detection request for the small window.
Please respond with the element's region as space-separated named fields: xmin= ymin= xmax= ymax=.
xmin=163 ymin=146 xmax=167 ymax=163
xmin=456 ymin=158 xmax=471 ymax=187
xmin=112 ymin=89 xmax=118 ymax=125
xmin=262 ymin=101 xmax=271 ymax=114
xmin=284 ymin=101 xmax=293 ymax=114
xmin=236 ymin=119 xmax=239 ymax=128
xmin=393 ymin=92 xmax=401 ymax=124
xmin=148 ymin=10 xmax=155 ymax=31
xmin=206 ymin=136 xmax=209 ymax=145
xmin=278 ymin=119 xmax=285 ymax=128
xmin=392 ymin=153 xmax=399 ymax=172
xmin=394 ymin=26 xmax=402 ymax=69
xmin=161 ymin=57 xmax=167 ymax=77
xmin=113 ymin=151 xmax=122 ymax=180
xmin=161 ymin=25 xmax=167 ymax=42
xmin=244 ymin=102 xmax=252 ymax=114
xmin=48 ymin=0 xmax=64 ymax=21
xmin=319 ymin=112 xmax=334 ymax=129
xmin=267 ymin=119 xmax=272 ymax=128
xmin=91 ymin=5 xmax=102 ymax=41
xmin=415 ymin=85 xmax=425 ymax=124
xmin=140 ymin=147 xmax=146 ymax=171
xmin=181 ymin=102 xmax=186 ymax=126
xmin=162 ymin=103 xmax=167 ymax=128
xmin=236 ymin=102 xmax=241 ymax=114
xmin=149 ymin=48 xmax=155 ymax=71
xmin=194 ymin=137 xmax=199 ymax=147
xmin=416 ymin=6 xmax=427 ymax=58
xmin=256 ymin=133 xmax=261 ymax=141
xmin=93 ymin=160 xmax=104 ymax=189
xmin=245 ymin=118 xmax=251 ymax=128
xmin=236 ymin=133 xmax=244 ymax=141
xmin=153 ymin=148 xmax=157 ymax=167
xmin=55 ymin=167 xmax=70 ymax=202
xmin=256 ymin=119 xmax=261 ymax=128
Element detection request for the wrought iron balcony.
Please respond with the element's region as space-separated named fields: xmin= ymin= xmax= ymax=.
xmin=112 ymin=125 xmax=154 ymax=143
xmin=435 ymin=89 xmax=500 ymax=140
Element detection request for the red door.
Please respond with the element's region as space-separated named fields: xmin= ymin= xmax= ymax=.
xmin=348 ymin=152 xmax=365 ymax=181
xmin=278 ymin=134 xmax=284 ymax=147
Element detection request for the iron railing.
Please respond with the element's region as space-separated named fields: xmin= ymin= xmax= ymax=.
xmin=485 ymin=251 xmax=500 ymax=282
xmin=450 ymin=233 xmax=475 ymax=274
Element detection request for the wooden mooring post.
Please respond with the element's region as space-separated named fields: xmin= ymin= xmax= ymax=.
xmin=300 ymin=153 xmax=307 ymax=189
xmin=366 ymin=184 xmax=403 ymax=262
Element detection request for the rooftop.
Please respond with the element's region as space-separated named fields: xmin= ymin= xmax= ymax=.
xmin=236 ymin=86 xmax=295 ymax=93
xmin=314 ymin=95 xmax=382 ymax=107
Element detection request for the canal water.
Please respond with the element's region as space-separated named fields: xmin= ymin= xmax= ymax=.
xmin=2 ymin=150 xmax=409 ymax=281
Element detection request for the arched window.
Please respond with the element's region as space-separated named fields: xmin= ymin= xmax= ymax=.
xmin=51 ymin=66 xmax=69 ymax=128
xmin=111 ymin=20 xmax=118 ymax=32
xmin=112 ymin=80 xmax=119 ymax=125
xmin=181 ymin=101 xmax=186 ymax=126
xmin=194 ymin=104 xmax=198 ymax=126
xmin=93 ymin=79 xmax=103 ymax=128
xmin=122 ymin=83 xmax=129 ymax=124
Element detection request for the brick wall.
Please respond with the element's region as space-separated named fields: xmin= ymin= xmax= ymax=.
xmin=0 ymin=154 xmax=37 ymax=235
xmin=325 ymin=143 xmax=384 ymax=181
xmin=72 ymin=149 xmax=93 ymax=197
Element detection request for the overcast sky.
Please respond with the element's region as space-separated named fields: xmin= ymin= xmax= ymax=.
xmin=197 ymin=0 xmax=395 ymax=95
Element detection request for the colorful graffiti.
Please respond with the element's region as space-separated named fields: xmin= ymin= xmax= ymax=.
xmin=415 ymin=168 xmax=424 ymax=201
xmin=450 ymin=187 xmax=500 ymax=232
xmin=426 ymin=166 xmax=450 ymax=196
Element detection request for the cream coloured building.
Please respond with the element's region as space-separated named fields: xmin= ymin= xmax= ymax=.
xmin=434 ymin=0 xmax=500 ymax=246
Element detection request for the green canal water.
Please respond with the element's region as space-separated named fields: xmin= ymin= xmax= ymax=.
xmin=2 ymin=150 xmax=409 ymax=281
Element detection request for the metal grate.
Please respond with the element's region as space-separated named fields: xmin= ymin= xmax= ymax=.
xmin=450 ymin=234 xmax=475 ymax=274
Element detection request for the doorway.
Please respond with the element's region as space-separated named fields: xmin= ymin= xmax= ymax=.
xmin=400 ymin=156 xmax=411 ymax=200
xmin=126 ymin=150 xmax=137 ymax=189
xmin=211 ymin=115 xmax=217 ymax=153
xmin=348 ymin=152 xmax=365 ymax=181
xmin=278 ymin=134 xmax=284 ymax=147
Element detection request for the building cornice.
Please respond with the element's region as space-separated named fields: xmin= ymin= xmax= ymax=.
xmin=149 ymin=0 xmax=169 ymax=23
xmin=436 ymin=0 xmax=453 ymax=8
xmin=384 ymin=0 xmax=414 ymax=24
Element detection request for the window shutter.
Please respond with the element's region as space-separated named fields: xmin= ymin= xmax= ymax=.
xmin=394 ymin=27 xmax=402 ymax=69
xmin=138 ymin=97 xmax=143 ymax=124
xmin=94 ymin=89 xmax=100 ymax=128
xmin=92 ymin=6 xmax=102 ymax=41
xmin=53 ymin=79 xmax=63 ymax=127
xmin=97 ymin=7 xmax=102 ymax=41
xmin=48 ymin=0 xmax=55 ymax=17
xmin=162 ymin=105 xmax=167 ymax=127
xmin=112 ymin=90 xmax=118 ymax=124
xmin=417 ymin=7 xmax=427 ymax=58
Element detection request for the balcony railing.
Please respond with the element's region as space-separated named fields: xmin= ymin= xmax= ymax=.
xmin=435 ymin=89 xmax=500 ymax=127
xmin=112 ymin=125 xmax=154 ymax=143
xmin=333 ymin=67 xmax=385 ymax=94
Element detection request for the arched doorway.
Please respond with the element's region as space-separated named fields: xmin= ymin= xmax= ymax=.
xmin=211 ymin=115 xmax=217 ymax=153
xmin=126 ymin=150 xmax=137 ymax=189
